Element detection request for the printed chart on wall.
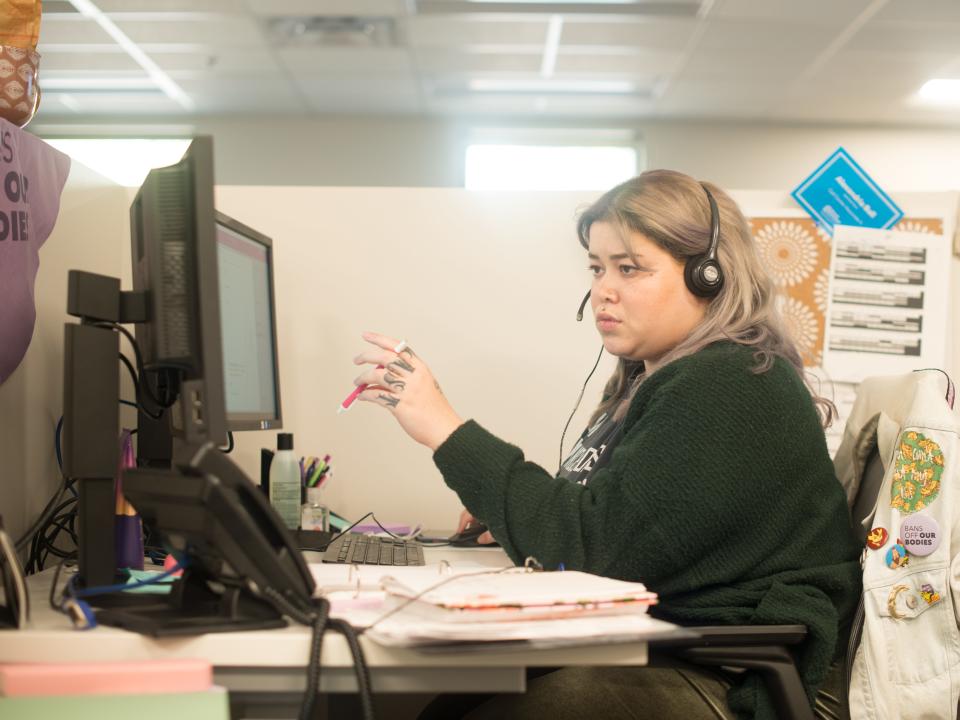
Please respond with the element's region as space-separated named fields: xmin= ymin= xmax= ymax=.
xmin=745 ymin=213 xmax=947 ymax=456
xmin=822 ymin=224 xmax=950 ymax=383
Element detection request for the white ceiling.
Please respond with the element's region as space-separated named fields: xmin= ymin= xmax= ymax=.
xmin=32 ymin=0 xmax=960 ymax=125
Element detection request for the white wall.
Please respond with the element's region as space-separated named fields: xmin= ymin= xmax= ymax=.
xmin=0 ymin=162 xmax=131 ymax=542
xmin=42 ymin=116 xmax=960 ymax=194
xmin=214 ymin=186 xmax=613 ymax=531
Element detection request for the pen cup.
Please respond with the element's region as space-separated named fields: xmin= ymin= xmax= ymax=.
xmin=302 ymin=486 xmax=330 ymax=532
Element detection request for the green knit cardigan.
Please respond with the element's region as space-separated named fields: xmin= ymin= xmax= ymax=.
xmin=433 ymin=341 xmax=862 ymax=719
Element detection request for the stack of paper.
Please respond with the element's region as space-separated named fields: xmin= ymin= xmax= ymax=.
xmin=368 ymin=611 xmax=681 ymax=649
xmin=380 ymin=570 xmax=658 ymax=623
xmin=310 ymin=563 xmax=682 ymax=648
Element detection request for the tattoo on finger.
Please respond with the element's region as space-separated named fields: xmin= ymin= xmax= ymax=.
xmin=378 ymin=393 xmax=399 ymax=408
xmin=388 ymin=357 xmax=414 ymax=374
xmin=383 ymin=371 xmax=406 ymax=391
xmin=400 ymin=346 xmax=416 ymax=359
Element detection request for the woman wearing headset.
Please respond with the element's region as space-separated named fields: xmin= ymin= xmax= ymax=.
xmin=352 ymin=170 xmax=861 ymax=719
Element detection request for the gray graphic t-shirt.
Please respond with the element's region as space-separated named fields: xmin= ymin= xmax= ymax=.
xmin=557 ymin=412 xmax=624 ymax=486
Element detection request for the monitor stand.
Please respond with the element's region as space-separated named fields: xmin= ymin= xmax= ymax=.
xmin=95 ymin=565 xmax=286 ymax=636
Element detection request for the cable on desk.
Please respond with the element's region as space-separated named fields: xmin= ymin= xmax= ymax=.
xmin=24 ymin=494 xmax=78 ymax=574
xmin=327 ymin=511 xmax=445 ymax=546
xmin=262 ymin=587 xmax=375 ymax=720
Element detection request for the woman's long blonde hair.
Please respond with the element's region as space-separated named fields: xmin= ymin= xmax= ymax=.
xmin=580 ymin=169 xmax=835 ymax=428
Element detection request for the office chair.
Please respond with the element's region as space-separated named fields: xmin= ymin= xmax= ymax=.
xmin=648 ymin=443 xmax=887 ymax=720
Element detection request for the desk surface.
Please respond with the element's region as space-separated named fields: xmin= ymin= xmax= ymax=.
xmin=0 ymin=546 xmax=648 ymax=696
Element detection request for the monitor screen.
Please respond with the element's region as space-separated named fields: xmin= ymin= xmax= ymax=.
xmin=215 ymin=212 xmax=282 ymax=430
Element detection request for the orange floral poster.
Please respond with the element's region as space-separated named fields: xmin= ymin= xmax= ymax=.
xmin=747 ymin=217 xmax=943 ymax=367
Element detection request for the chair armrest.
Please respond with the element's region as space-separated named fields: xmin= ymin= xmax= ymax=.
xmin=651 ymin=625 xmax=814 ymax=720
xmin=651 ymin=624 xmax=808 ymax=649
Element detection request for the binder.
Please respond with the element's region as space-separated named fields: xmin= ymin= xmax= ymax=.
xmin=309 ymin=561 xmax=682 ymax=649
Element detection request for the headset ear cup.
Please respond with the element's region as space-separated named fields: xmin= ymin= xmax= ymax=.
xmin=684 ymin=255 xmax=723 ymax=298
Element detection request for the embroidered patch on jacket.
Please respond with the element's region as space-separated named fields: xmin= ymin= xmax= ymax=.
xmin=890 ymin=431 xmax=943 ymax=514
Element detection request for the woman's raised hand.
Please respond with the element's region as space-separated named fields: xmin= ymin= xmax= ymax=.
xmin=353 ymin=331 xmax=464 ymax=451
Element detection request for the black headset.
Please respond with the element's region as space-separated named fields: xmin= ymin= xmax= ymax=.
xmin=684 ymin=183 xmax=724 ymax=298
xmin=576 ymin=181 xmax=723 ymax=320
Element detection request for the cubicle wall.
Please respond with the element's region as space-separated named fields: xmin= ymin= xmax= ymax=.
xmin=214 ymin=187 xmax=614 ymax=531
xmin=4 ymin=176 xmax=958 ymax=539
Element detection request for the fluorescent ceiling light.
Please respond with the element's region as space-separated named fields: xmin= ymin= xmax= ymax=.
xmin=66 ymin=0 xmax=194 ymax=110
xmin=468 ymin=78 xmax=635 ymax=93
xmin=540 ymin=16 xmax=563 ymax=77
xmin=917 ymin=78 xmax=960 ymax=104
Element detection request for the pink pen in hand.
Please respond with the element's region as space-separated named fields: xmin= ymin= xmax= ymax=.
xmin=337 ymin=339 xmax=407 ymax=414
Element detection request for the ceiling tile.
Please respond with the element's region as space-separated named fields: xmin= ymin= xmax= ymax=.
xmin=244 ymin=0 xmax=411 ymax=17
xmin=112 ymin=15 xmax=265 ymax=45
xmin=554 ymin=48 xmax=681 ymax=75
xmin=294 ymin=76 xmax=423 ymax=113
xmin=414 ymin=49 xmax=541 ymax=73
xmin=872 ymin=0 xmax=960 ymax=23
xmin=846 ymin=20 xmax=960 ymax=54
xmin=39 ymin=17 xmax=116 ymax=44
xmin=695 ymin=19 xmax=837 ymax=53
xmin=407 ymin=17 xmax=552 ymax=46
xmin=40 ymin=52 xmax=141 ymax=73
xmin=277 ymin=47 xmax=415 ymax=76
xmin=96 ymin=0 xmax=245 ymax=10
xmin=561 ymin=18 xmax=698 ymax=49
xmin=713 ymin=0 xmax=875 ymax=25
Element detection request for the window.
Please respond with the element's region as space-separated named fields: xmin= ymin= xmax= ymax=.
xmin=464 ymin=129 xmax=640 ymax=191
xmin=44 ymin=138 xmax=191 ymax=187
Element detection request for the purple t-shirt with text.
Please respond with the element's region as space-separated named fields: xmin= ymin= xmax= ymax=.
xmin=0 ymin=119 xmax=71 ymax=385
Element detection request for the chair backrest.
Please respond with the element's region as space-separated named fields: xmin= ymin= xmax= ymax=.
xmin=848 ymin=444 xmax=884 ymax=544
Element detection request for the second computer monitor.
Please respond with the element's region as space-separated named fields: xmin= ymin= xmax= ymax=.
xmin=215 ymin=211 xmax=283 ymax=431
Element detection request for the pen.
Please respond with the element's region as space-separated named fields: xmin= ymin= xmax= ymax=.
xmin=307 ymin=463 xmax=325 ymax=486
xmin=337 ymin=340 xmax=407 ymax=414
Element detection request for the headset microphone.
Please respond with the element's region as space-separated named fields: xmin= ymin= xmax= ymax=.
xmin=575 ymin=290 xmax=591 ymax=322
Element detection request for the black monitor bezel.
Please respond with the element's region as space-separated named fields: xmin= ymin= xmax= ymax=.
xmin=129 ymin=136 xmax=228 ymax=448
xmin=214 ymin=210 xmax=284 ymax=432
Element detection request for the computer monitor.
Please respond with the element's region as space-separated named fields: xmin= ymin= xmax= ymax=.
xmin=215 ymin=212 xmax=283 ymax=431
xmin=90 ymin=137 xmax=312 ymax=632
xmin=129 ymin=136 xmax=228 ymax=448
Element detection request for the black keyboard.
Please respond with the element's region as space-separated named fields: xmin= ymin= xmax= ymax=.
xmin=321 ymin=533 xmax=425 ymax=566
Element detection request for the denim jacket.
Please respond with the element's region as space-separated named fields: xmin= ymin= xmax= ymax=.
xmin=834 ymin=369 xmax=960 ymax=719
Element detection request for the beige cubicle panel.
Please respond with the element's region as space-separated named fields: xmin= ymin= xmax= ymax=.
xmin=214 ymin=186 xmax=613 ymax=531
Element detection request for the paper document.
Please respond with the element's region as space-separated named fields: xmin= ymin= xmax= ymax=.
xmin=368 ymin=611 xmax=681 ymax=649
xmin=823 ymin=225 xmax=950 ymax=382
xmin=383 ymin=570 xmax=656 ymax=609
